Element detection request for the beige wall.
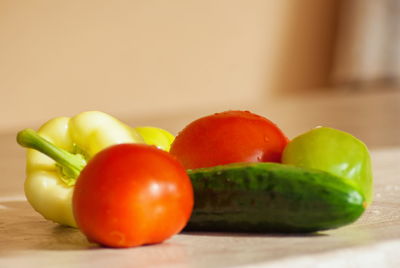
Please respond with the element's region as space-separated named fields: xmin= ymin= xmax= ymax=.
xmin=0 ymin=0 xmax=339 ymax=131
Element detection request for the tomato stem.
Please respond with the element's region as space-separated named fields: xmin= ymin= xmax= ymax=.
xmin=17 ymin=129 xmax=86 ymax=180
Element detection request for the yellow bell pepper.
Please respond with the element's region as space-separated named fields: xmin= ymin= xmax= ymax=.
xmin=17 ymin=111 xmax=175 ymax=227
xmin=135 ymin=126 xmax=175 ymax=151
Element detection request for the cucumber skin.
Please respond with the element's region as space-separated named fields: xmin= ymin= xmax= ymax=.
xmin=186 ymin=162 xmax=365 ymax=233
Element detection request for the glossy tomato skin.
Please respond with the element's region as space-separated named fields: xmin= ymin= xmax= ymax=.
xmin=72 ymin=144 xmax=193 ymax=248
xmin=170 ymin=111 xmax=289 ymax=169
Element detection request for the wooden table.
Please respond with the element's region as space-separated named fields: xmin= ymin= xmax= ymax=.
xmin=1 ymin=89 xmax=399 ymax=267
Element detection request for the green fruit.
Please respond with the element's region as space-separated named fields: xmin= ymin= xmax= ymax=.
xmin=282 ymin=127 xmax=373 ymax=205
xmin=186 ymin=162 xmax=365 ymax=233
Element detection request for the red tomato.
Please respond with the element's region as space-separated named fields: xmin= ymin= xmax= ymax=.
xmin=170 ymin=110 xmax=288 ymax=169
xmin=72 ymin=144 xmax=193 ymax=248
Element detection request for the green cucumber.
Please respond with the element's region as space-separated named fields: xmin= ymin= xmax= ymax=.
xmin=186 ymin=162 xmax=365 ymax=233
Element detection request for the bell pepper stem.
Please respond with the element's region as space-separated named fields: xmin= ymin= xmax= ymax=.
xmin=17 ymin=129 xmax=86 ymax=179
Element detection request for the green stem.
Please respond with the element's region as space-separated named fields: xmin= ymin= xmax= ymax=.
xmin=17 ymin=129 xmax=86 ymax=180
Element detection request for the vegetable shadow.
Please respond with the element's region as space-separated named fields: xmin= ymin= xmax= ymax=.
xmin=181 ymin=230 xmax=327 ymax=238
xmin=0 ymin=200 xmax=98 ymax=256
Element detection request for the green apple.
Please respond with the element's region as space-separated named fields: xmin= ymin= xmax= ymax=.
xmin=282 ymin=127 xmax=373 ymax=205
xmin=135 ymin=126 xmax=175 ymax=152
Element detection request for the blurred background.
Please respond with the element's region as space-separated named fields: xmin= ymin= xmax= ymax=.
xmin=0 ymin=0 xmax=399 ymax=148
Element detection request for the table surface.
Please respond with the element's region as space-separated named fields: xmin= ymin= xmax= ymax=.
xmin=1 ymin=89 xmax=400 ymax=267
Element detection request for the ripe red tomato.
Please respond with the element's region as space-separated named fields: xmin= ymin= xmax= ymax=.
xmin=72 ymin=144 xmax=194 ymax=248
xmin=170 ymin=110 xmax=288 ymax=169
